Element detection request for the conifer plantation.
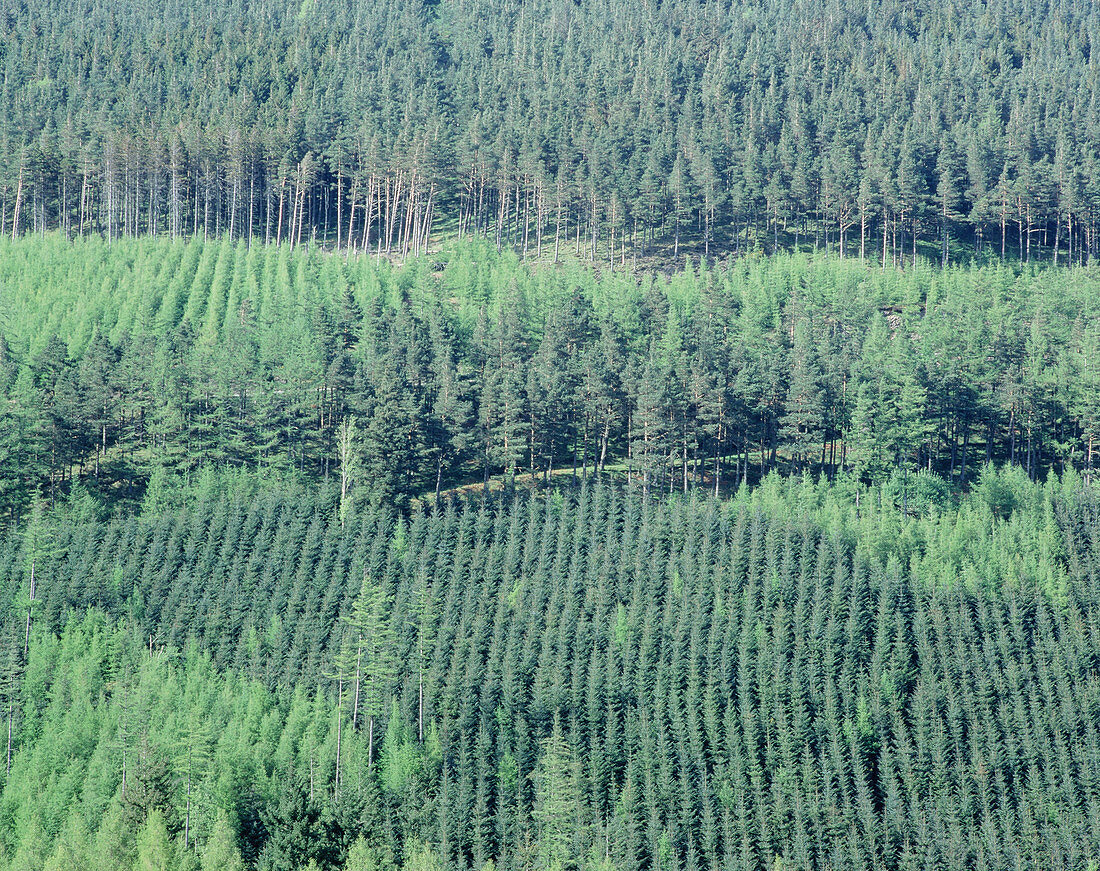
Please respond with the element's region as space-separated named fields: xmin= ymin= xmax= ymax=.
xmin=0 ymin=236 xmax=1100 ymax=869
xmin=5 ymin=471 xmax=1100 ymax=871
xmin=5 ymin=0 xmax=1100 ymax=867
xmin=3 ymin=0 xmax=1100 ymax=262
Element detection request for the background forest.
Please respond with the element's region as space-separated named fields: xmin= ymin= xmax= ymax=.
xmin=3 ymin=0 xmax=1100 ymax=262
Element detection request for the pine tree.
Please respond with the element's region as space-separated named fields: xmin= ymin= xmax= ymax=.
xmin=342 ymin=571 xmax=396 ymax=766
xmin=532 ymin=717 xmax=582 ymax=871
xmin=345 ymin=836 xmax=395 ymax=871
xmin=779 ymin=318 xmax=826 ymax=473
xmin=42 ymin=812 xmax=92 ymax=871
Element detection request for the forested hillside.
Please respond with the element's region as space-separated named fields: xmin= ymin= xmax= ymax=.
xmin=4 ymin=205 xmax=1100 ymax=871
xmin=3 ymin=472 xmax=1100 ymax=870
xmin=2 ymin=0 xmax=1100 ymax=261
xmin=2 ymin=235 xmax=1100 ymax=522
xmin=8 ymin=0 xmax=1100 ymax=866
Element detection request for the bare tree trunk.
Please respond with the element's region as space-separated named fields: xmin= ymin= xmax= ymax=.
xmin=5 ymin=681 xmax=13 ymax=777
xmin=276 ymin=175 xmax=286 ymax=245
xmin=11 ymin=151 xmax=26 ymax=241
xmin=363 ymin=175 xmax=375 ymax=255
xmin=184 ymin=770 xmax=192 ymax=848
xmin=352 ymin=641 xmax=362 ymax=728
xmin=554 ymin=193 xmax=562 ymax=264
xmin=422 ymin=183 xmax=435 ymax=256
xmin=334 ymin=678 xmax=343 ymax=804
xmin=23 ymin=561 xmax=35 ymax=661
xmin=346 ymin=176 xmax=358 ymax=258
xmin=80 ymin=157 xmax=91 ymax=236
xmin=248 ymin=155 xmax=255 ymax=243
xmin=368 ymin=714 xmax=374 ymax=767
xmin=523 ymin=181 xmax=531 ymax=258
xmin=882 ymin=210 xmax=888 ymax=270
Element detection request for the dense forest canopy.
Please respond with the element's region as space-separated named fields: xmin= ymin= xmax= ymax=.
xmin=3 ymin=0 xmax=1100 ymax=261
xmin=3 ymin=472 xmax=1100 ymax=870
xmin=5 ymin=0 xmax=1100 ymax=865
xmin=1 ymin=235 xmax=1099 ymax=523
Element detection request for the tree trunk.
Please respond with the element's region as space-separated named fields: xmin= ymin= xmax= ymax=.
xmin=11 ymin=153 xmax=25 ymax=241
xmin=334 ymin=678 xmax=344 ymax=803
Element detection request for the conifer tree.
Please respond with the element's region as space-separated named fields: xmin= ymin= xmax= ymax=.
xmin=134 ymin=809 xmax=175 ymax=871
xmin=779 ymin=318 xmax=826 ymax=472
xmin=200 ymin=813 xmax=244 ymax=871
xmin=343 ymin=571 xmax=396 ymax=766
xmin=532 ymin=717 xmax=582 ymax=871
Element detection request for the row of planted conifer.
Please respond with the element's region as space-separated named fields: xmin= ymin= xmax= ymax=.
xmin=1 ymin=470 xmax=1099 ymax=869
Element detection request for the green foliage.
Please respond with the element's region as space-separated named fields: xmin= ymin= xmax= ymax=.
xmin=379 ymin=702 xmax=417 ymax=796
xmin=41 ymin=813 xmax=90 ymax=871
xmin=4 ymin=237 xmax=1100 ymax=526
xmin=400 ymin=843 xmax=442 ymax=871
xmin=344 ymin=837 xmax=394 ymax=871
xmin=977 ymin=463 xmax=1038 ymax=520
xmin=0 ymin=467 xmax=1099 ymax=870
xmin=201 ymin=813 xmax=243 ymax=871
xmin=532 ymin=719 xmax=581 ymax=871
xmin=134 ymin=810 xmax=174 ymax=871
xmin=883 ymin=468 xmax=953 ymax=515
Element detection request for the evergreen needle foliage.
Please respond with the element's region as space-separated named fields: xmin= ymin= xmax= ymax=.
xmin=0 ymin=473 xmax=1096 ymax=869
xmin=0 ymin=236 xmax=1099 ymax=523
xmin=1 ymin=0 xmax=1099 ymax=263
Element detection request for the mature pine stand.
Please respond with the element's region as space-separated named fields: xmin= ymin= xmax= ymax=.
xmin=2 ymin=0 xmax=1099 ymax=262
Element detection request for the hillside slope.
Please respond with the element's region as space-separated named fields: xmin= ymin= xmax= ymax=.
xmin=2 ymin=474 xmax=1099 ymax=869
